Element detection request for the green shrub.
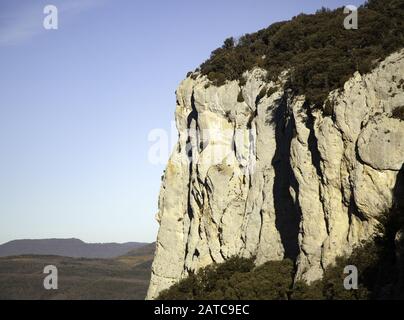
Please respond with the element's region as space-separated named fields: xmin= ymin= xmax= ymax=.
xmin=158 ymin=206 xmax=404 ymax=300
xmin=239 ymin=77 xmax=247 ymax=86
xmin=157 ymin=257 xmax=295 ymax=300
xmin=159 ymin=170 xmax=404 ymax=300
xmin=198 ymin=0 xmax=404 ymax=107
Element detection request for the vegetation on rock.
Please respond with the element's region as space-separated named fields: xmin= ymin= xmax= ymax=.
xmin=158 ymin=170 xmax=404 ymax=300
xmin=198 ymin=0 xmax=404 ymax=107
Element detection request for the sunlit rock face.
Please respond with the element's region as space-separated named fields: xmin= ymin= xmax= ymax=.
xmin=146 ymin=50 xmax=404 ymax=299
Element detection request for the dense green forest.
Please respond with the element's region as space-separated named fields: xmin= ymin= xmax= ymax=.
xmin=158 ymin=170 xmax=404 ymax=300
xmin=195 ymin=0 xmax=404 ymax=106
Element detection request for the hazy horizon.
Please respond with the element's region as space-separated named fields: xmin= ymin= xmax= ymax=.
xmin=0 ymin=0 xmax=365 ymax=244
xmin=0 ymin=237 xmax=150 ymax=245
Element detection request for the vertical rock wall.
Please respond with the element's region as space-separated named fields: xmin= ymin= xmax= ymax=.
xmin=147 ymin=50 xmax=404 ymax=299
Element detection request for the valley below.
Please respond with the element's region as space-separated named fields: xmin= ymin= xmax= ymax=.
xmin=0 ymin=243 xmax=155 ymax=300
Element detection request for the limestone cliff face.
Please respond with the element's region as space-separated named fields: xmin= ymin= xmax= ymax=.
xmin=146 ymin=50 xmax=404 ymax=299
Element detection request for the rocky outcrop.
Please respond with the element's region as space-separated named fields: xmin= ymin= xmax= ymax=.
xmin=146 ymin=50 xmax=404 ymax=299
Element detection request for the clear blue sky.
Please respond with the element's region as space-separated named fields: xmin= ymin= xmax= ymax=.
xmin=0 ymin=0 xmax=364 ymax=244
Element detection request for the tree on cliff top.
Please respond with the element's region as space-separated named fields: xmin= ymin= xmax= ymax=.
xmin=198 ymin=0 xmax=404 ymax=107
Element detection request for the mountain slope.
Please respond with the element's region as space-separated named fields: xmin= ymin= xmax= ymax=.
xmin=124 ymin=242 xmax=156 ymax=257
xmin=0 ymin=238 xmax=147 ymax=259
xmin=0 ymin=242 xmax=155 ymax=300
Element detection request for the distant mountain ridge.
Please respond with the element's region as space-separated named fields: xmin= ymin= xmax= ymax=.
xmin=0 ymin=238 xmax=148 ymax=258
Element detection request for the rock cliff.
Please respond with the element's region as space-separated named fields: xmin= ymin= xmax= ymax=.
xmin=147 ymin=49 xmax=404 ymax=299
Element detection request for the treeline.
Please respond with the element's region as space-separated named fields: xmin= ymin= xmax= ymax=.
xmin=197 ymin=0 xmax=404 ymax=107
xmin=158 ymin=230 xmax=403 ymax=300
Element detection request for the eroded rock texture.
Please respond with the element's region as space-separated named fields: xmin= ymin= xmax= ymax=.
xmin=147 ymin=50 xmax=404 ymax=299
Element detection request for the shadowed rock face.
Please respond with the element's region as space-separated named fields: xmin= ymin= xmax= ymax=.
xmin=392 ymin=167 xmax=404 ymax=298
xmin=271 ymin=95 xmax=300 ymax=261
xmin=147 ymin=50 xmax=404 ymax=299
